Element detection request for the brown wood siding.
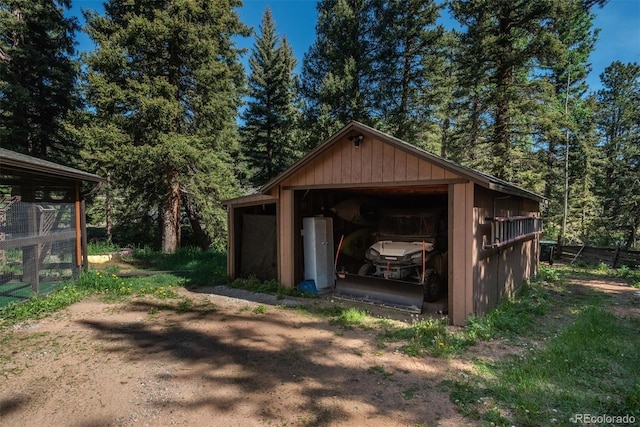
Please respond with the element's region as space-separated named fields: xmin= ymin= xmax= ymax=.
xmin=382 ymin=143 xmax=395 ymax=182
xmin=341 ymin=139 xmax=353 ymax=183
xmin=361 ymin=139 xmax=372 ymax=182
xmin=323 ymin=150 xmax=333 ymax=184
xmin=418 ymin=159 xmax=432 ymax=180
xmin=332 ymin=143 xmax=342 ymax=184
xmin=445 ymin=170 xmax=458 ymax=180
xmin=521 ymin=198 xmax=539 ymax=214
xmin=394 ymin=149 xmax=407 ymax=181
xmin=371 ymin=138 xmax=384 ymax=182
xmin=351 ymin=142 xmax=362 ymax=184
xmin=406 ymin=155 xmax=419 ymax=181
xmin=279 ymin=188 xmax=295 ymax=287
xmin=280 ymin=136 xmax=463 ymax=188
xmin=449 ymin=182 xmax=475 ymax=326
xmin=431 ymin=162 xmax=444 ymax=180
xmin=312 ymin=157 xmax=320 ymax=185
xmin=227 ymin=206 xmax=235 ymax=279
xmin=473 ymin=186 xmax=540 ymax=317
xmin=290 ymin=167 xmax=299 ymax=186
xmin=474 ymin=185 xmax=537 ymax=218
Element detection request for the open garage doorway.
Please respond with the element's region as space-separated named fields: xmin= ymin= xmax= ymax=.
xmin=292 ymin=187 xmax=450 ymax=313
xmin=231 ymin=202 xmax=277 ymax=281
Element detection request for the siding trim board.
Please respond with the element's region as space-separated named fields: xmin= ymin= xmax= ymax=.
xmin=282 ymin=180 xmax=467 ymax=191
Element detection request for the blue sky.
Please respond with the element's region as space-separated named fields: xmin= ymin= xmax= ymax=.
xmin=70 ymin=0 xmax=639 ymax=92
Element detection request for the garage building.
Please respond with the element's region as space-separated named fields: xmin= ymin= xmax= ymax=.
xmin=224 ymin=121 xmax=544 ymax=325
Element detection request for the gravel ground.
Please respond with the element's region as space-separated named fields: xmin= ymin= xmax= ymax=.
xmin=0 ymin=286 xmax=469 ymax=427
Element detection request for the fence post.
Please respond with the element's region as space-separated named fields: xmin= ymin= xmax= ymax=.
xmin=555 ymin=234 xmax=563 ymax=261
xmin=612 ymin=243 xmax=621 ymax=268
xmin=81 ymin=199 xmax=88 ymax=272
xmin=24 ymin=202 xmax=40 ymax=292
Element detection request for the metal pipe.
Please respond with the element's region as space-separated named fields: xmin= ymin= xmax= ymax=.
xmin=334 ymin=234 xmax=344 ymax=270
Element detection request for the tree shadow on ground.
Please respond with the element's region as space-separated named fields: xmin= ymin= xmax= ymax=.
xmin=77 ymin=297 xmax=451 ymax=426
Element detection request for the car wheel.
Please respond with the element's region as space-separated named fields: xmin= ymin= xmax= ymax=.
xmin=358 ymin=263 xmax=375 ymax=276
xmin=423 ymin=270 xmax=441 ymax=302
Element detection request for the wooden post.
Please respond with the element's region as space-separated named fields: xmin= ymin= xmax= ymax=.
xmin=24 ymin=202 xmax=39 ymax=293
xmin=449 ymin=182 xmax=474 ymax=326
xmin=279 ymin=188 xmax=295 ymax=287
xmin=81 ymin=199 xmax=88 ymax=272
xmin=21 ymin=182 xmax=39 ymax=292
xmin=227 ymin=205 xmax=235 ymax=280
xmin=74 ymin=182 xmax=82 ymax=274
xmin=612 ymin=243 xmax=621 ymax=269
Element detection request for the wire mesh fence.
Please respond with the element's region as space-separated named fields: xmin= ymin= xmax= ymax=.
xmin=0 ymin=195 xmax=78 ymax=308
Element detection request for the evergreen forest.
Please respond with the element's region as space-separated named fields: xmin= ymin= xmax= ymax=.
xmin=1 ymin=0 xmax=638 ymax=252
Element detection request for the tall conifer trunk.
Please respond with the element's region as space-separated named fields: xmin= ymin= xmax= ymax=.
xmin=182 ymin=194 xmax=210 ymax=251
xmin=162 ymin=168 xmax=180 ymax=254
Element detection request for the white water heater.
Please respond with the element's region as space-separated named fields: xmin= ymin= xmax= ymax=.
xmin=302 ymin=217 xmax=334 ymax=293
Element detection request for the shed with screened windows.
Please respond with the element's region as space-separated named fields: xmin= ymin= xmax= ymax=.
xmin=224 ymin=121 xmax=545 ymax=326
xmin=0 ymin=149 xmax=102 ymax=305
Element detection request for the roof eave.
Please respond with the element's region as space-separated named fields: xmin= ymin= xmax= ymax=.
xmin=487 ymin=182 xmax=546 ymax=203
xmin=0 ymin=149 xmax=103 ymax=184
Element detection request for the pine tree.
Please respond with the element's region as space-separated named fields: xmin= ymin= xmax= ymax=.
xmin=535 ymin=1 xmax=600 ymax=242
xmin=300 ymin=0 xmax=376 ymax=145
xmin=448 ymin=0 xmax=607 ymax=199
xmin=594 ymin=61 xmax=640 ymax=248
xmin=370 ymin=0 xmax=443 ymax=145
xmin=446 ymin=4 xmax=498 ymax=173
xmin=566 ymin=96 xmax=600 ymax=243
xmin=83 ymin=0 xmax=249 ymax=252
xmin=450 ymin=0 xmax=564 ymax=183
xmin=0 ymin=0 xmax=79 ymax=161
xmin=241 ymin=7 xmax=299 ymax=187
xmin=427 ymin=30 xmax=460 ymax=159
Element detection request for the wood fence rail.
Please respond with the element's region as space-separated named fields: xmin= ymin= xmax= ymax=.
xmin=555 ymin=244 xmax=640 ymax=268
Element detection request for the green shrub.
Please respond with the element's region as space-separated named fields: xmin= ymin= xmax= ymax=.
xmin=0 ymin=248 xmax=224 ymax=324
xmin=332 ymin=308 xmax=368 ymax=326
xmin=76 ymin=271 xmax=132 ymax=295
xmin=87 ymin=240 xmax=120 ymax=255
xmin=536 ymin=265 xmax=561 ymax=283
xmin=253 ymin=305 xmax=267 ymax=314
xmin=466 ymin=283 xmax=548 ymax=339
xmin=0 ymin=286 xmax=87 ymax=324
xmin=380 ymin=318 xmax=472 ymax=357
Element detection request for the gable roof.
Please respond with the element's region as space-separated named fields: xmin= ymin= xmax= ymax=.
xmin=0 ymin=148 xmax=103 ymax=193
xmin=260 ymin=121 xmax=545 ymax=202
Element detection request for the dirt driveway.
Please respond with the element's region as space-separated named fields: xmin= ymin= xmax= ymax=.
xmin=2 ymin=275 xmax=638 ymax=427
xmin=0 ymin=287 xmax=471 ymax=427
